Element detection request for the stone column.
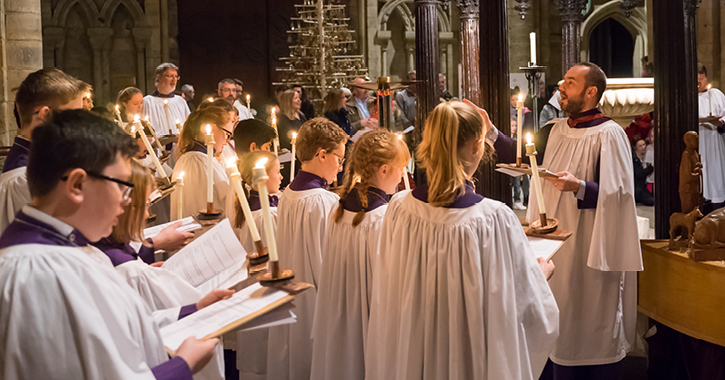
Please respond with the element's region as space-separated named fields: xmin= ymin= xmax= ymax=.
xmin=134 ymin=28 xmax=153 ymax=93
xmin=457 ymin=0 xmax=480 ymax=104
xmin=555 ymin=0 xmax=587 ymax=75
xmin=405 ymin=30 xmax=416 ymax=73
xmin=0 ymin=0 xmax=43 ymax=144
xmin=42 ymin=27 xmax=65 ymax=69
xmin=376 ymin=30 xmax=391 ymax=77
xmin=477 ymin=0 xmax=511 ymax=205
xmin=652 ymin=0 xmax=699 ymax=238
xmin=413 ymin=0 xmax=441 ymax=183
xmin=87 ymin=28 xmax=113 ymax=105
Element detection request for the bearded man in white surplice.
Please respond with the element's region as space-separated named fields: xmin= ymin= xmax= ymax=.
xmin=142 ymin=63 xmax=191 ymax=136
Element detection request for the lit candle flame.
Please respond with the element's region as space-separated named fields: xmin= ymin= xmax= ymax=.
xmin=255 ymin=157 xmax=269 ymax=168
xmin=175 ymin=119 xmax=180 ymax=124
xmin=115 ymin=104 xmax=119 ymax=111
xmin=144 ymin=115 xmax=149 ymax=121
xmin=134 ymin=114 xmax=140 ymax=122
xmin=85 ymin=92 xmax=91 ymax=99
xmin=208 ymin=97 xmax=214 ymax=102
xmin=526 ymin=133 xmax=532 ymax=144
xmin=291 ymin=132 xmax=297 ymax=139
xmin=226 ymin=157 xmax=237 ymax=168
xmin=246 ymin=94 xmax=250 ymax=101
xmin=130 ymin=125 xmax=135 ymax=134
xmin=708 ymin=84 xmax=712 ymax=90
xmin=205 ymin=124 xmax=211 ymax=135
xmin=518 ymin=93 xmax=524 ymax=102
xmin=397 ymin=133 xmax=403 ymax=140
xmin=164 ymin=99 xmax=168 ymax=105
xmin=272 ymin=117 xmax=277 ymax=125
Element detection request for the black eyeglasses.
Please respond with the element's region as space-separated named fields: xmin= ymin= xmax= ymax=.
xmin=316 ymin=150 xmax=345 ymax=167
xmin=61 ymin=172 xmax=134 ymax=202
xmin=220 ymin=127 xmax=233 ymax=140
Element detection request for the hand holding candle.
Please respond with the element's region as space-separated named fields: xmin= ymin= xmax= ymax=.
xmin=226 ymin=157 xmax=262 ymax=242
xmin=253 ymin=158 xmax=278 ymax=263
xmin=290 ymin=132 xmax=297 ymax=182
xmin=526 ymin=133 xmax=547 ymax=227
xmin=516 ymin=94 xmax=524 ymax=166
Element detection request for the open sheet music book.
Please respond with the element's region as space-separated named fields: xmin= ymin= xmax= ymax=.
xmin=527 ymin=236 xmax=565 ymax=261
xmin=160 ymin=283 xmax=299 ymax=352
xmin=143 ymin=216 xmax=202 ymax=240
xmin=162 ymin=218 xmax=248 ymax=287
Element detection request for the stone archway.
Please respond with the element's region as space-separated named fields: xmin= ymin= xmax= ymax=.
xmin=581 ymin=1 xmax=648 ymax=77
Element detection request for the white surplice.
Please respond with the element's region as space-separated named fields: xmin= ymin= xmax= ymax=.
xmin=0 ymin=244 xmax=169 ymax=379
xmin=365 ymin=192 xmax=559 ymax=380
xmin=310 ymin=205 xmax=387 ymax=380
xmin=142 ymin=95 xmax=190 ymax=136
xmin=698 ymin=88 xmax=725 ymax=203
xmin=116 ymin=258 xmax=225 ymax=380
xmin=233 ymin=100 xmax=254 ymax=121
xmin=266 ymin=187 xmax=339 ymax=380
xmin=225 ymin=191 xmax=278 ymax=252
xmin=171 ymin=152 xmax=230 ymax=219
xmin=526 ymin=118 xmax=643 ymax=366
xmin=0 ymin=167 xmax=30 ymax=234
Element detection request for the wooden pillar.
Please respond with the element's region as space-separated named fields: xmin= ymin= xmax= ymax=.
xmin=555 ymin=0 xmax=586 ymax=75
xmin=457 ymin=0 xmax=480 ymax=105
xmin=413 ymin=0 xmax=441 ymax=184
xmin=477 ymin=0 xmax=511 ymax=205
xmin=652 ymin=0 xmax=699 ymax=238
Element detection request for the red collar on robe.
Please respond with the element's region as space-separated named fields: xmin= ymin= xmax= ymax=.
xmin=567 ymin=108 xmax=611 ymax=128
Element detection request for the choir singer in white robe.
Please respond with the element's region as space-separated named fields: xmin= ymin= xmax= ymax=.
xmin=311 ymin=130 xmax=410 ymax=380
xmin=171 ymin=106 xmax=232 ymax=219
xmin=0 ymin=69 xmax=88 ymax=234
xmin=697 ymin=63 xmax=725 ymax=213
xmin=365 ymin=101 xmax=558 ymax=380
xmin=142 ymin=62 xmax=191 ymax=136
xmin=266 ymin=118 xmax=349 ymax=380
xmin=485 ymin=62 xmax=642 ymax=379
xmin=0 ymin=110 xmax=218 ymax=379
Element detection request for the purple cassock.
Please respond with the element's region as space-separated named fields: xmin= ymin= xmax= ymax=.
xmin=412 ymin=179 xmax=484 ymax=208
xmin=340 ymin=186 xmax=389 ymax=212
xmin=494 ymin=108 xmax=608 ymax=210
xmin=288 ymin=170 xmax=328 ymax=191
xmin=0 ymin=209 xmax=195 ymax=380
xmin=2 ymin=136 xmax=30 ymax=173
xmin=248 ymin=189 xmax=279 ymax=211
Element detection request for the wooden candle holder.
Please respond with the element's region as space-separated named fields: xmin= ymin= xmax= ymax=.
xmin=258 ymin=261 xmax=295 ymax=285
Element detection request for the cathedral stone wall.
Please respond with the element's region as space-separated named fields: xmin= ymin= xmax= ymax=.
xmin=0 ymin=0 xmax=43 ymax=145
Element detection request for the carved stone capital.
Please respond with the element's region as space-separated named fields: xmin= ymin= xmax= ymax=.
xmin=456 ymin=0 xmax=479 ymax=18
xmin=554 ymin=0 xmax=587 ymax=23
xmin=683 ymin=0 xmax=701 ymax=16
xmin=620 ymin=0 xmax=637 ymax=17
xmin=133 ymin=27 xmax=153 ymax=49
xmin=86 ymin=27 xmax=113 ymax=51
xmin=513 ymin=0 xmax=531 ymax=19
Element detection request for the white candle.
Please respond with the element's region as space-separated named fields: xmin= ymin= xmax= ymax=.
xmin=246 ymin=94 xmax=251 ymax=110
xmin=530 ymin=32 xmax=537 ymax=65
xmin=708 ymin=84 xmax=713 ymax=116
xmin=272 ymin=115 xmax=279 ymax=156
xmin=526 ymin=133 xmax=546 ymax=216
xmin=176 ymin=172 xmax=184 ymax=220
xmin=253 ymin=158 xmax=278 ymax=262
xmin=163 ymin=99 xmax=174 ymax=135
xmin=290 ymin=132 xmax=297 ymax=182
xmin=205 ymin=124 xmax=215 ymax=205
xmin=114 ymin=104 xmax=122 ymax=122
xmin=516 ymin=94 xmax=524 ymax=165
xmin=397 ymin=133 xmax=411 ymax=190
xmin=175 ymin=119 xmax=183 ymax=133
xmin=144 ymin=115 xmax=164 ymax=153
xmin=226 ymin=158 xmax=262 ymax=242
xmin=134 ymin=115 xmax=167 ymax=178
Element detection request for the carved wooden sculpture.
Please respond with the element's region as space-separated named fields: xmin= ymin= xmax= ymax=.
xmin=669 ymin=207 xmax=703 ymax=251
xmin=679 ymin=131 xmax=702 ymax=214
xmin=690 ymin=207 xmax=725 ymax=261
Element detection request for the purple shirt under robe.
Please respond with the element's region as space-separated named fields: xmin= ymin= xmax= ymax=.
xmin=2 ymin=136 xmax=30 ymax=173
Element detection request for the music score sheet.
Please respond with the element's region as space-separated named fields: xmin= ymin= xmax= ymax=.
xmin=160 ymin=283 xmax=291 ymax=351
xmin=143 ymin=216 xmax=202 ymax=240
xmin=162 ymin=218 xmax=247 ymax=287
xmin=527 ymin=236 xmax=565 ymax=261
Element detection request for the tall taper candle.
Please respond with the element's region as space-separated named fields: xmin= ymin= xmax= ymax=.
xmin=176 ymin=172 xmax=184 ymax=220
xmin=253 ymin=158 xmax=278 ymax=262
xmin=204 ymin=124 xmax=215 ymax=205
xmin=246 ymin=94 xmax=251 ymax=110
xmin=226 ymin=158 xmax=262 ymax=241
xmin=163 ymin=99 xmax=174 ymax=134
xmin=136 ymin=116 xmax=167 ymax=179
xmin=708 ymin=84 xmax=713 ymax=116
xmin=290 ymin=132 xmax=297 ymax=182
xmin=526 ymin=133 xmax=547 ymax=226
xmin=516 ymin=94 xmax=524 ymax=166
xmin=530 ymin=32 xmax=537 ymax=65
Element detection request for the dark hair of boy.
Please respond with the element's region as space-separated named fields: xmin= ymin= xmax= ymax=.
xmin=233 ymin=119 xmax=277 ymax=155
xmin=27 ymin=109 xmax=138 ymax=198
xmin=14 ymin=68 xmax=90 ymax=129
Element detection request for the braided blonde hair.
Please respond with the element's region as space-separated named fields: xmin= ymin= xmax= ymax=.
xmin=334 ymin=130 xmax=410 ymax=227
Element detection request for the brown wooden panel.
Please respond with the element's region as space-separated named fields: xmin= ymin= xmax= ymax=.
xmin=638 ymin=240 xmax=725 ymax=347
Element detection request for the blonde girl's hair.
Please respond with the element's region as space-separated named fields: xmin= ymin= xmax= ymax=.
xmin=416 ymin=101 xmax=484 ymax=207
xmin=333 ymin=130 xmax=410 ymax=227
xmin=233 ymin=150 xmax=280 ymax=230
xmin=178 ymin=106 xmax=231 ymax=154
xmin=279 ymin=89 xmax=299 ymax=120
xmin=111 ymin=159 xmax=154 ymax=245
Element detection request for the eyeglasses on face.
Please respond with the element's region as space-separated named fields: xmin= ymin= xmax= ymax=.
xmin=61 ymin=172 xmax=134 ymax=202
xmin=163 ymin=74 xmax=180 ymax=80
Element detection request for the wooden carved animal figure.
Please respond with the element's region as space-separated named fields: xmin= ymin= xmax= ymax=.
xmin=692 ymin=207 xmax=725 ymax=248
xmin=669 ymin=207 xmax=704 ymax=249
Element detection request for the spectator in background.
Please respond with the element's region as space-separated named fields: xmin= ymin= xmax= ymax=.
xmin=293 ymin=84 xmax=316 ymax=120
xmin=277 ymin=89 xmax=307 ymax=151
xmin=181 ymin=84 xmax=195 ymax=111
xmin=439 ymin=73 xmax=453 ymax=102
xmin=347 ymin=78 xmax=377 ymax=131
xmin=324 ymin=88 xmax=354 ymax=183
xmin=632 ymin=136 xmax=654 ymax=206
xmin=539 ymin=89 xmax=561 ymax=128
xmin=644 ymin=127 xmax=655 ymax=194
xmin=395 ymin=71 xmax=417 ymax=128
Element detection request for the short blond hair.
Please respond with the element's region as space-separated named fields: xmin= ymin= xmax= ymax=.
xmin=295 ymin=117 xmax=349 ymax=162
xmin=15 ymin=69 xmax=90 ymax=129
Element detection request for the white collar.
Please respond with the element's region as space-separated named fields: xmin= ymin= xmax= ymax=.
xmin=22 ymin=205 xmax=75 ymax=237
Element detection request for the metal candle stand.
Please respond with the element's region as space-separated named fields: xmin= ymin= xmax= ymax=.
xmin=518 ymin=63 xmax=546 ymax=133
xmin=258 ymin=261 xmax=295 ymax=286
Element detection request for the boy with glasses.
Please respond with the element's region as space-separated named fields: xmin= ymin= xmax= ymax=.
xmin=267 ymin=117 xmax=348 ymax=380
xmin=0 ymin=109 xmax=219 ymax=379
